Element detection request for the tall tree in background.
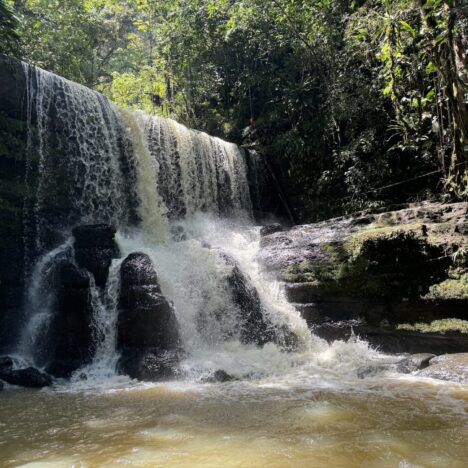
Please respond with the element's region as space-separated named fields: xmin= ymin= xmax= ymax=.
xmin=426 ymin=0 xmax=468 ymax=197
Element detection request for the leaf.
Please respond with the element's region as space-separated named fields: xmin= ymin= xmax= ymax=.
xmin=399 ymin=20 xmax=416 ymax=37
xmin=424 ymin=61 xmax=437 ymax=74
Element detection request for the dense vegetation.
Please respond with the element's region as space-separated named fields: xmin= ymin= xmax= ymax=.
xmin=1 ymin=0 xmax=467 ymax=220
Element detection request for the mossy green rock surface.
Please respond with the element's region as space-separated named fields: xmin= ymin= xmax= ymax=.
xmin=259 ymin=202 xmax=468 ymax=349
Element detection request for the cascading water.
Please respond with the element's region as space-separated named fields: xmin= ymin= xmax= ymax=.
xmin=17 ymin=239 xmax=73 ymax=366
xmin=141 ymin=112 xmax=253 ymax=219
xmin=16 ymin=61 xmax=388 ymax=384
xmin=72 ymin=258 xmax=124 ymax=381
xmin=22 ymin=62 xmax=137 ymax=267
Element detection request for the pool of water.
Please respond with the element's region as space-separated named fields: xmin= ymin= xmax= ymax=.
xmin=1 ymin=371 xmax=467 ymax=467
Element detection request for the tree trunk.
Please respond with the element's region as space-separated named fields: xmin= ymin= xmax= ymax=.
xmin=422 ymin=1 xmax=468 ymax=196
xmin=446 ymin=2 xmax=468 ymax=195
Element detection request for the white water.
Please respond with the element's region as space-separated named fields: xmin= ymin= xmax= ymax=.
xmin=144 ymin=113 xmax=252 ymax=218
xmin=111 ymin=215 xmax=394 ymax=386
xmin=73 ymin=259 xmax=124 ymax=382
xmin=17 ymin=239 xmax=73 ymax=366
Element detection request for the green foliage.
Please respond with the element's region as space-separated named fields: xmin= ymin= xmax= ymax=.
xmin=5 ymin=0 xmax=467 ymax=219
xmin=0 ymin=0 xmax=20 ymax=55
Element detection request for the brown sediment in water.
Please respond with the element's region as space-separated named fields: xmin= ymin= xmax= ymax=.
xmin=0 ymin=379 xmax=467 ymax=467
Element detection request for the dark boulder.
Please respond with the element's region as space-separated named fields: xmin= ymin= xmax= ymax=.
xmin=206 ymin=369 xmax=235 ymax=383
xmin=46 ymin=260 xmax=95 ymax=378
xmin=221 ymin=254 xmax=276 ymax=346
xmin=120 ymin=252 xmax=159 ymax=289
xmin=117 ymin=252 xmax=181 ymax=381
xmin=0 ymin=380 xmax=3 ymax=390
xmin=118 ymin=298 xmax=179 ymax=350
xmin=72 ymin=224 xmax=120 ymax=287
xmin=0 ymin=356 xmax=13 ymax=372
xmin=51 ymin=260 xmax=89 ymax=288
xmin=118 ymin=349 xmax=180 ymax=381
xmin=0 ymin=366 xmax=52 ymax=388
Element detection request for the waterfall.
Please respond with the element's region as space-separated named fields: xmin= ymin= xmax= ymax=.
xmin=72 ymin=259 xmax=123 ymax=380
xmin=119 ymin=110 xmax=168 ymax=242
xmin=16 ymin=62 xmax=377 ymax=384
xmin=144 ymin=115 xmax=253 ymax=218
xmin=17 ymin=239 xmax=73 ymax=366
xmin=116 ymin=216 xmax=316 ymax=381
xmin=22 ymin=62 xmax=136 ymax=268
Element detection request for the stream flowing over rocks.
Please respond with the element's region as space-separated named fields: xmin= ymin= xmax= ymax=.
xmin=0 ymin=57 xmax=466 ymax=399
xmin=0 ymin=56 xmax=296 ymax=387
xmin=0 ymin=56 xmax=467 ymax=468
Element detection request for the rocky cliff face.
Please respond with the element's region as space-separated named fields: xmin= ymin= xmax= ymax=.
xmin=0 ymin=56 xmax=27 ymax=352
xmin=258 ymin=201 xmax=468 ymax=353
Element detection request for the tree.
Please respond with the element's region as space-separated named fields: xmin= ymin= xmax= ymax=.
xmin=0 ymin=0 xmax=20 ymax=55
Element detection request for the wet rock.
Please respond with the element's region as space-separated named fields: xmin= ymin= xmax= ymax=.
xmin=293 ymin=300 xmax=361 ymax=324
xmin=46 ymin=260 xmax=94 ymax=378
xmin=213 ymin=369 xmax=234 ymax=382
xmin=72 ymin=224 xmax=120 ymax=287
xmin=118 ymin=349 xmax=180 ymax=381
xmin=285 ymin=283 xmax=321 ymax=303
xmin=313 ymin=320 xmax=468 ymax=354
xmin=0 ymin=367 xmax=52 ymax=388
xmin=259 ymin=201 xmax=468 ymax=353
xmin=397 ymin=353 xmax=436 ymax=373
xmin=170 ymin=225 xmax=187 ymax=242
xmin=117 ymin=252 xmax=181 ymax=381
xmin=204 ymin=369 xmax=235 ymax=383
xmin=72 ymin=224 xmax=117 ymax=249
xmin=260 ymin=224 xmax=284 ymax=237
xmin=417 ymin=353 xmax=468 ymax=383
xmin=118 ymin=296 xmax=179 ymax=350
xmin=222 ymin=254 xmax=275 ymax=346
xmin=312 ymin=320 xmax=364 ymax=343
xmin=293 ymin=303 xmax=323 ymax=325
xmin=0 ymin=356 xmax=13 ymax=372
xmin=74 ymin=249 xmax=118 ymax=287
xmin=119 ymin=252 xmax=159 ymax=289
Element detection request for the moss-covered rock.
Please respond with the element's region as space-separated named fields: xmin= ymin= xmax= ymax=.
xmin=424 ymin=272 xmax=468 ymax=301
xmin=260 ymin=201 xmax=468 ymax=346
xmin=396 ymin=318 xmax=468 ymax=334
